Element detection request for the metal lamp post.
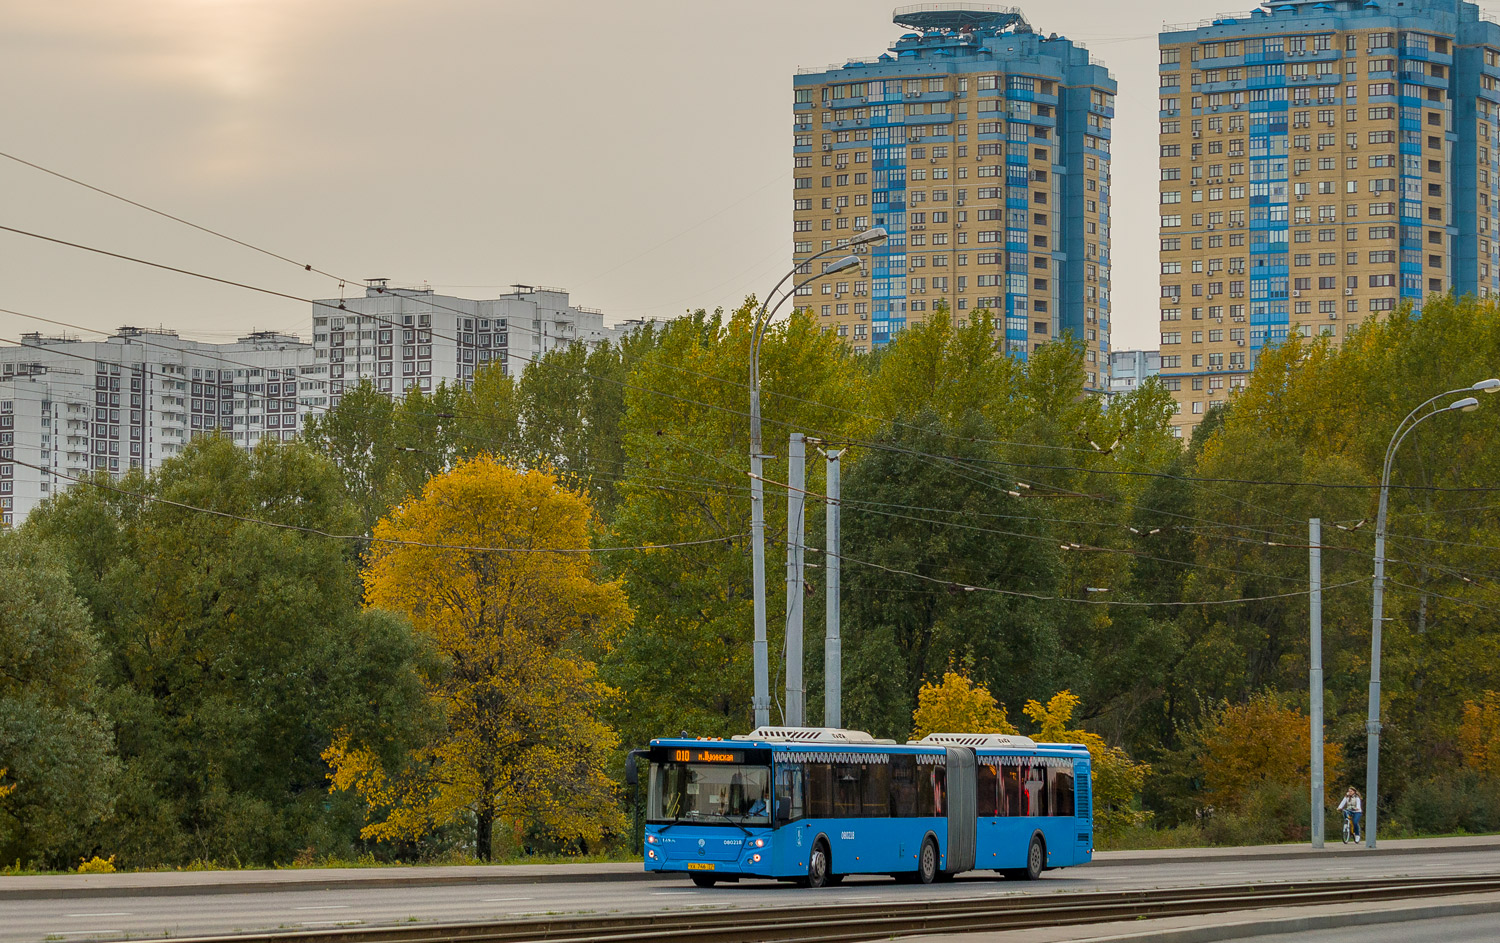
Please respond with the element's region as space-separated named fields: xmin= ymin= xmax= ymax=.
xmin=747 ymin=228 xmax=886 ymax=727
xmin=1365 ymin=378 xmax=1497 ymax=846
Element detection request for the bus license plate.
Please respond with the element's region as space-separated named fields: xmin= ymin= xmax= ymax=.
xmin=687 ymin=862 xmax=715 ymax=871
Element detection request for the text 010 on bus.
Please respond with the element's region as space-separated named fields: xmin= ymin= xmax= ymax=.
xmin=643 ymin=726 xmax=1092 ymax=887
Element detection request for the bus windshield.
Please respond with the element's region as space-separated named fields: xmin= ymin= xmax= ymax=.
xmin=648 ymin=762 xmax=771 ymax=825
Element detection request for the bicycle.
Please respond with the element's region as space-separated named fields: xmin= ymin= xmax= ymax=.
xmin=1341 ymin=810 xmax=1361 ymax=844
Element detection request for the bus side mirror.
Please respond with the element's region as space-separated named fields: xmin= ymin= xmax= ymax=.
xmin=776 ymin=802 xmax=791 ymax=825
xmin=625 ymin=749 xmax=645 ymax=786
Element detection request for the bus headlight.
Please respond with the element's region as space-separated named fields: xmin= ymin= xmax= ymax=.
xmin=754 ymin=839 xmax=765 ymax=848
xmin=647 ymin=835 xmax=657 ymax=844
xmin=752 ymin=854 xmax=762 ymax=863
xmin=648 ymin=849 xmax=657 ymax=859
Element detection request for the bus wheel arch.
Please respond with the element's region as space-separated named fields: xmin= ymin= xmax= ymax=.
xmin=802 ymin=834 xmax=833 ymax=888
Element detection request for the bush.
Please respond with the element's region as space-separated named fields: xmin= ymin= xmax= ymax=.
xmin=1200 ymin=780 xmax=1314 ymax=846
xmin=77 ymin=855 xmax=116 ymax=873
xmin=1392 ymin=770 xmax=1500 ymax=835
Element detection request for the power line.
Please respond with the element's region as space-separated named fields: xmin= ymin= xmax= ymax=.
xmin=824 ymin=544 xmax=1370 ymax=608
xmin=9 ymin=217 xmax=1499 ymax=561
xmin=6 ymin=454 xmax=745 ymax=555
xmin=0 ymin=150 xmax=342 ymax=282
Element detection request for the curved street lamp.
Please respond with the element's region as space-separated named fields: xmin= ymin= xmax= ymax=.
xmin=746 ymin=229 xmax=885 ymax=727
xmin=1365 ymin=379 xmax=1497 ymax=846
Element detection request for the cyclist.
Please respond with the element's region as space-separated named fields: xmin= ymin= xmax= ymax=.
xmin=1336 ymin=786 xmax=1363 ymax=843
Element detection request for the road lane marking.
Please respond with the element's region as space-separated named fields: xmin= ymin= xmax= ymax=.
xmin=63 ymin=913 xmax=132 ymax=918
xmin=295 ymin=905 xmax=351 ymax=911
xmin=45 ymin=930 xmax=124 ymax=936
xmin=483 ymin=897 xmax=529 ymax=902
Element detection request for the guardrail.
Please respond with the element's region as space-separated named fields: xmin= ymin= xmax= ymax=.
xmin=155 ymin=874 xmax=1500 ymax=943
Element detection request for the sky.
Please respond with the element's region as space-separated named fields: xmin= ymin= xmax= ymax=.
xmin=3 ymin=0 xmax=1499 ymax=354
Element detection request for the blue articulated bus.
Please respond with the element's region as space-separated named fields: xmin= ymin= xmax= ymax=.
xmin=644 ymin=727 xmax=1092 ymax=887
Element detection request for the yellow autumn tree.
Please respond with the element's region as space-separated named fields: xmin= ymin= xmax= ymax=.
xmin=1023 ymin=691 xmax=1152 ymax=837
xmin=911 ymin=671 xmax=1017 ymax=739
xmin=1196 ymin=692 xmax=1342 ymax=812
xmin=325 ymin=458 xmax=632 ymax=860
xmin=1459 ymin=691 xmax=1500 ymax=778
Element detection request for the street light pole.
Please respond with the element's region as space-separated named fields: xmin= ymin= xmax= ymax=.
xmin=1365 ymin=379 xmax=1496 ymax=846
xmin=748 ymin=229 xmax=885 ymax=728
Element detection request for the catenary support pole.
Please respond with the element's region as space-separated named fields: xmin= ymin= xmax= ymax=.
xmin=785 ymin=433 xmax=806 ymax=727
xmin=825 ymin=448 xmax=842 ymax=729
xmin=1310 ymin=518 xmax=1324 ymax=849
xmin=749 ymin=387 xmax=770 ymax=727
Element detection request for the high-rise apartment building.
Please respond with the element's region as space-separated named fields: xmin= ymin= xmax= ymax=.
xmin=794 ymin=4 xmax=1116 ymax=389
xmin=0 ymin=328 xmax=325 ymax=526
xmin=1159 ymin=0 xmax=1500 ymax=438
xmin=310 ymin=282 xmax=613 ymax=405
xmin=1108 ymin=349 xmax=1163 ymax=397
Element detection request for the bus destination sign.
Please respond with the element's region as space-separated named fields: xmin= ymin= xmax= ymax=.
xmin=671 ymin=748 xmax=745 ymax=764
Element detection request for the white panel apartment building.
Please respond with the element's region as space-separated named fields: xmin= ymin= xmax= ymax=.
xmin=0 ymin=328 xmax=326 ymax=527
xmin=311 ymin=282 xmax=614 ymax=404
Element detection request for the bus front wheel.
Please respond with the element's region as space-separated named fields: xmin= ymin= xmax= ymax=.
xmin=802 ymin=839 xmax=832 ymax=888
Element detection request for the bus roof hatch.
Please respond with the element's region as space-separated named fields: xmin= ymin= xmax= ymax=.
xmin=733 ymin=726 xmax=896 ymax=744
xmin=911 ymin=733 xmax=1040 ymax=749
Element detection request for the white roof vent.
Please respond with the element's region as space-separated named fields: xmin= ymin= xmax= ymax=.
xmin=911 ymin=733 xmax=1039 ymax=749
xmin=734 ymin=726 xmax=894 ymax=744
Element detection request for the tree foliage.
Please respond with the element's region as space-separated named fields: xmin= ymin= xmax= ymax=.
xmin=1459 ymin=691 xmax=1500 ymax=779
xmin=330 ymin=459 xmax=630 ymax=859
xmin=1022 ymin=691 xmax=1151 ymax=837
xmin=24 ymin=437 xmax=433 ymax=867
xmin=0 ymin=533 xmax=118 ymax=867
xmin=910 ymin=671 xmax=1018 ymax=739
xmin=1192 ymin=693 xmax=1343 ymax=812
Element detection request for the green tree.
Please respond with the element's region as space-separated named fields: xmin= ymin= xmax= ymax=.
xmin=840 ymin=410 xmax=1061 ymax=739
xmin=604 ymin=304 xmax=861 ymax=749
xmin=0 ymin=533 xmax=119 ymax=867
xmin=26 ymin=437 xmax=434 ymax=867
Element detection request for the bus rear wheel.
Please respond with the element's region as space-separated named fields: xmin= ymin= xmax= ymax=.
xmin=691 ymin=874 xmax=718 ymax=888
xmin=1001 ymin=835 xmax=1045 ymax=881
xmin=916 ymin=836 xmax=939 ymax=884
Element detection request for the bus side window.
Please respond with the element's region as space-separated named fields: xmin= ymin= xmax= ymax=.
xmin=1001 ymin=764 xmax=1021 ymax=817
xmin=807 ymin=763 xmax=834 ymax=818
xmin=861 ymin=762 xmax=891 ymax=817
xmin=834 ymin=764 xmax=862 ymax=817
xmin=775 ymin=764 xmax=805 ymax=823
xmin=917 ymin=764 xmax=946 ymax=817
xmin=1024 ymin=764 xmax=1047 ymax=817
xmin=1049 ymin=765 xmax=1075 ymax=817
xmin=977 ymin=764 xmax=999 ymax=817
xmin=889 ymin=754 xmax=918 ymax=817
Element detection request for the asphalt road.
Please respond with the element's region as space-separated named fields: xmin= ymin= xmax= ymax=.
xmin=8 ymin=847 xmax=1500 ymax=943
xmin=1214 ymin=911 xmax=1500 ymax=943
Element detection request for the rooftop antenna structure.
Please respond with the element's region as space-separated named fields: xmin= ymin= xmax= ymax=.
xmin=892 ymin=2 xmax=1031 ymax=34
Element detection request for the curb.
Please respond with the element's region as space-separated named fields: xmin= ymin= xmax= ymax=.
xmin=1065 ymin=895 xmax=1500 ymax=943
xmin=1094 ymin=837 xmax=1500 ymax=868
xmin=4 ymin=837 xmax=1497 ymax=901
xmin=0 ymin=868 xmax=674 ymax=901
